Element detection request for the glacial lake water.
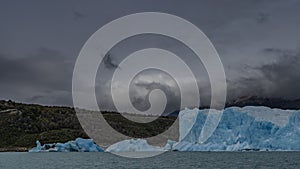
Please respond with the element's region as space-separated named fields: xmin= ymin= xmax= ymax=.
xmin=0 ymin=152 xmax=299 ymax=169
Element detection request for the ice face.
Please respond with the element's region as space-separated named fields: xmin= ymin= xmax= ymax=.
xmin=106 ymin=106 xmax=300 ymax=152
xmin=29 ymin=138 xmax=104 ymax=152
xmin=229 ymin=106 xmax=294 ymax=127
xmin=175 ymin=106 xmax=300 ymax=151
xmin=178 ymin=108 xmax=203 ymax=142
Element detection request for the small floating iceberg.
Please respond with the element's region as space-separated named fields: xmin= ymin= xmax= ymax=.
xmin=105 ymin=139 xmax=176 ymax=152
xmin=29 ymin=138 xmax=104 ymax=152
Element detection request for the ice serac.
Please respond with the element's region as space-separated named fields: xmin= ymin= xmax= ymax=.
xmin=29 ymin=138 xmax=104 ymax=152
xmin=174 ymin=106 xmax=300 ymax=151
xmin=178 ymin=108 xmax=202 ymax=142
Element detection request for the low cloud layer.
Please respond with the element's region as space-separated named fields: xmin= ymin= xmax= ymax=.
xmin=0 ymin=0 xmax=300 ymax=112
xmin=230 ymin=48 xmax=300 ymax=100
xmin=0 ymin=48 xmax=74 ymax=105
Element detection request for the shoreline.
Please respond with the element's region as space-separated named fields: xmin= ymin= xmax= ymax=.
xmin=0 ymin=147 xmax=28 ymax=152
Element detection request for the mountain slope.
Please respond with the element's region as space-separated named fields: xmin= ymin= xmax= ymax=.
xmin=0 ymin=100 xmax=176 ymax=151
xmin=227 ymin=96 xmax=300 ymax=109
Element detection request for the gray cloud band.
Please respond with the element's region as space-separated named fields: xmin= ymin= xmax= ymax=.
xmin=72 ymin=12 xmax=227 ymax=158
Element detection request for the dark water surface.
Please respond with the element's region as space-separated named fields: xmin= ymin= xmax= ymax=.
xmin=0 ymin=152 xmax=299 ymax=169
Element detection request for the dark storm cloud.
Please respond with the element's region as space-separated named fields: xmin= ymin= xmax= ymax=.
xmin=255 ymin=12 xmax=270 ymax=23
xmin=134 ymin=81 xmax=179 ymax=96
xmin=126 ymin=70 xmax=182 ymax=114
xmin=258 ymin=48 xmax=300 ymax=99
xmin=231 ymin=48 xmax=300 ymax=99
xmin=103 ymin=52 xmax=119 ymax=69
xmin=0 ymin=0 xmax=300 ymax=108
xmin=132 ymin=81 xmax=180 ymax=111
xmin=73 ymin=11 xmax=85 ymax=20
xmin=28 ymin=95 xmax=44 ymax=102
xmin=0 ymin=47 xmax=73 ymax=105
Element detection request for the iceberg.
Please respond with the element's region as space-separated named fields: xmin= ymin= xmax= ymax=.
xmin=29 ymin=138 xmax=104 ymax=152
xmin=107 ymin=106 xmax=300 ymax=152
xmin=105 ymin=139 xmax=168 ymax=152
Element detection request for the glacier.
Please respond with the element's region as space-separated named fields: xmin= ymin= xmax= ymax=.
xmin=29 ymin=106 xmax=300 ymax=152
xmin=29 ymin=138 xmax=104 ymax=152
xmin=106 ymin=106 xmax=300 ymax=152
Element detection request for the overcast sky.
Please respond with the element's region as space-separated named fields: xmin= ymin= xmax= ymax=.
xmin=1 ymin=0 xmax=300 ymax=112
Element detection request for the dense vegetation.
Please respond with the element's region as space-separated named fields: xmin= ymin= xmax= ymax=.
xmin=0 ymin=100 xmax=176 ymax=150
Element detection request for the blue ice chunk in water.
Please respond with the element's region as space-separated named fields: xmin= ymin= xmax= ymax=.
xmin=28 ymin=141 xmax=43 ymax=153
xmin=29 ymin=138 xmax=104 ymax=152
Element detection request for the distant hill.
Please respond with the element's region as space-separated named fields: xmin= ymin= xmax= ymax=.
xmin=0 ymin=100 xmax=87 ymax=151
xmin=226 ymin=96 xmax=300 ymax=110
xmin=163 ymin=96 xmax=300 ymax=117
xmin=0 ymin=100 xmax=175 ymax=151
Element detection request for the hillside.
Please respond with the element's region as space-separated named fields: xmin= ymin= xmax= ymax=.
xmin=227 ymin=96 xmax=300 ymax=109
xmin=0 ymin=100 xmax=176 ymax=151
